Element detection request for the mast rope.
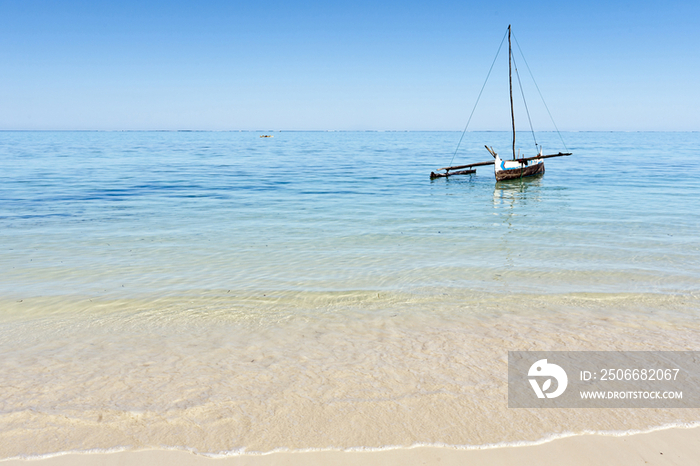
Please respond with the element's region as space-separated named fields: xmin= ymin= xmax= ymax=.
xmin=447 ymin=27 xmax=508 ymax=168
xmin=511 ymin=52 xmax=538 ymax=150
xmin=512 ymin=32 xmax=568 ymax=151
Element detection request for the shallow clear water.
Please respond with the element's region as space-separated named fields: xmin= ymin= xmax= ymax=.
xmin=2 ymin=131 xmax=699 ymax=297
xmin=0 ymin=131 xmax=699 ymax=457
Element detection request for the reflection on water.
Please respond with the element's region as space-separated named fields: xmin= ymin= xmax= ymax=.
xmin=493 ymin=176 xmax=543 ymax=208
xmin=491 ymin=178 xmax=544 ymax=284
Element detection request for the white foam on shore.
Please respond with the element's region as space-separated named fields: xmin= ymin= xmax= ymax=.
xmin=201 ymin=421 xmax=700 ymax=457
xmin=3 ymin=422 xmax=699 ymax=462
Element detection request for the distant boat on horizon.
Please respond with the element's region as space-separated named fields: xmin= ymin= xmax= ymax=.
xmin=431 ymin=25 xmax=571 ymax=181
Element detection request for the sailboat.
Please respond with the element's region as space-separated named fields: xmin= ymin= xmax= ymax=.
xmin=431 ymin=25 xmax=571 ymax=181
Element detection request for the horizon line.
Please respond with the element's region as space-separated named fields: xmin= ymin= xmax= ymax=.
xmin=1 ymin=129 xmax=697 ymax=133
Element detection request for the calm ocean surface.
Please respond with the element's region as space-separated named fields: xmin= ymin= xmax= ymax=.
xmin=1 ymin=131 xmax=699 ymax=457
xmin=2 ymin=131 xmax=699 ymax=298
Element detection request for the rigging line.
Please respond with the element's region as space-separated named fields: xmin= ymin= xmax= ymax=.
xmin=511 ymin=32 xmax=569 ymax=151
xmin=447 ymin=28 xmax=508 ymax=168
xmin=511 ymin=52 xmax=537 ymax=148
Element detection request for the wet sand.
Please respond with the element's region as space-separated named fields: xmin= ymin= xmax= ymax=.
xmin=2 ymin=293 xmax=700 ymax=459
xmin=4 ymin=426 xmax=700 ymax=466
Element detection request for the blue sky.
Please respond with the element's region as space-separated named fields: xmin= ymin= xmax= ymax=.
xmin=1 ymin=0 xmax=698 ymax=131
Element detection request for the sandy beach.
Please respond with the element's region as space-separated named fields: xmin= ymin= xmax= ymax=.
xmin=4 ymin=426 xmax=699 ymax=466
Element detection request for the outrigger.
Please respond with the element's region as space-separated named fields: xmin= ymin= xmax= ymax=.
xmin=430 ymin=149 xmax=571 ymax=180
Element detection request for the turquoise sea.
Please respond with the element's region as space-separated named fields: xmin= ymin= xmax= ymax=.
xmin=1 ymin=131 xmax=699 ymax=457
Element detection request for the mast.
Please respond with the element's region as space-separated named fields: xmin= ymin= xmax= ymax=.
xmin=508 ymin=25 xmax=515 ymax=160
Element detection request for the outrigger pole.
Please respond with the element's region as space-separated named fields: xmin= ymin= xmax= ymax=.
xmin=430 ymin=150 xmax=572 ymax=179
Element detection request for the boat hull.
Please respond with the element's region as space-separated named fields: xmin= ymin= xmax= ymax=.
xmin=494 ymin=156 xmax=545 ymax=181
